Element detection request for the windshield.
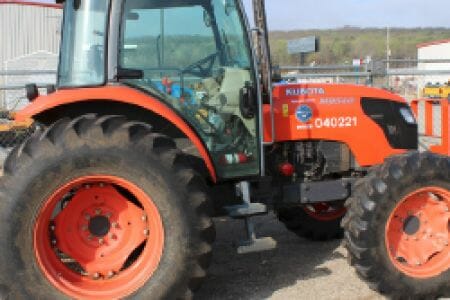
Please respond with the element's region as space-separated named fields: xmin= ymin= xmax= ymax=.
xmin=119 ymin=0 xmax=259 ymax=179
xmin=58 ymin=0 xmax=109 ymax=87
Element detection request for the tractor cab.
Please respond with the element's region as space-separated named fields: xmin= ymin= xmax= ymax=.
xmin=58 ymin=0 xmax=262 ymax=179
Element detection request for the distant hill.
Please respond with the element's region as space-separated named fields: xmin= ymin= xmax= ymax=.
xmin=269 ymin=27 xmax=450 ymax=66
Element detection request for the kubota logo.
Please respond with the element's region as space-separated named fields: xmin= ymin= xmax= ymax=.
xmin=286 ymin=87 xmax=325 ymax=96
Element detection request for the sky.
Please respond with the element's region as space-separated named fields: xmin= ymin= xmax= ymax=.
xmin=243 ymin=0 xmax=450 ymax=30
xmin=33 ymin=0 xmax=450 ymax=30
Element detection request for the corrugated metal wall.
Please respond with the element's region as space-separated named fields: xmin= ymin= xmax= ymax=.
xmin=0 ymin=4 xmax=62 ymax=68
xmin=0 ymin=4 xmax=61 ymax=108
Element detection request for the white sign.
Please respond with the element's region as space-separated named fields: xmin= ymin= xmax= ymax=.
xmin=352 ymin=59 xmax=362 ymax=67
xmin=288 ymin=36 xmax=318 ymax=54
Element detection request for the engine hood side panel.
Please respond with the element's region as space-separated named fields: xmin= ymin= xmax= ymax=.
xmin=264 ymin=83 xmax=408 ymax=166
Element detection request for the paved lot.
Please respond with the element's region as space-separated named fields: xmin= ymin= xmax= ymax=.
xmin=196 ymin=214 xmax=383 ymax=300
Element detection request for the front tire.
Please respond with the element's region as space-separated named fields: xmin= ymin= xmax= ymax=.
xmin=0 ymin=115 xmax=215 ymax=299
xmin=342 ymin=152 xmax=449 ymax=298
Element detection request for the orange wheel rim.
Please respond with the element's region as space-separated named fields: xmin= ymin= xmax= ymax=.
xmin=303 ymin=203 xmax=346 ymax=221
xmin=33 ymin=176 xmax=164 ymax=299
xmin=385 ymin=186 xmax=450 ymax=278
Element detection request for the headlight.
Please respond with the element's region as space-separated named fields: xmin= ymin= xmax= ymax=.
xmin=399 ymin=107 xmax=416 ymax=124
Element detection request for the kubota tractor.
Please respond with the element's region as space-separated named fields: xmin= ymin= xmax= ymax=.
xmin=0 ymin=0 xmax=448 ymax=299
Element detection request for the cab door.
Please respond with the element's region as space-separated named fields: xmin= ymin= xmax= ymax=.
xmin=118 ymin=0 xmax=261 ymax=179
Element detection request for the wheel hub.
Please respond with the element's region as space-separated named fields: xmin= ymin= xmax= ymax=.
xmin=88 ymin=215 xmax=111 ymax=237
xmin=403 ymin=215 xmax=420 ymax=235
xmin=386 ymin=187 xmax=450 ymax=278
xmin=53 ymin=183 xmax=149 ymax=276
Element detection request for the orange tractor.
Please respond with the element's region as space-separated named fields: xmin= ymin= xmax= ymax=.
xmin=0 ymin=0 xmax=448 ymax=299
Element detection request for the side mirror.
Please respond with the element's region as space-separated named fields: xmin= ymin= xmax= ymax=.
xmin=239 ymin=82 xmax=256 ymax=119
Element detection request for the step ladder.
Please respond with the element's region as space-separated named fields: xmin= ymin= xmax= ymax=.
xmin=226 ymin=181 xmax=277 ymax=254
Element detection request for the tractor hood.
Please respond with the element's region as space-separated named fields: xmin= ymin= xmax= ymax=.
xmin=263 ymin=83 xmax=415 ymax=167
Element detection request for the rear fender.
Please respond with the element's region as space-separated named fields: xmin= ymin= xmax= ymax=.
xmin=15 ymin=86 xmax=217 ymax=182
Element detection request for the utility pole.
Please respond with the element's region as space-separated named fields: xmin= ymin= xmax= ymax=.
xmin=386 ymin=27 xmax=391 ymax=88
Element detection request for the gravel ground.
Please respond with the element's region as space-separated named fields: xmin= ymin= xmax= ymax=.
xmin=195 ymin=214 xmax=384 ymax=300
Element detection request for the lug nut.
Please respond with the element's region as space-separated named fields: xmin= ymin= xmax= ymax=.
xmin=107 ymin=271 xmax=114 ymax=278
xmin=143 ymin=229 xmax=149 ymax=236
xmin=99 ymin=238 xmax=104 ymax=245
xmin=93 ymin=273 xmax=100 ymax=279
xmin=51 ymin=239 xmax=57 ymax=245
xmin=142 ymin=215 xmax=147 ymax=221
xmin=112 ymin=222 xmax=119 ymax=228
xmin=95 ymin=209 xmax=101 ymax=215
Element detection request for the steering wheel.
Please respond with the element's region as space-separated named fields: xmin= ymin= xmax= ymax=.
xmin=181 ymin=52 xmax=218 ymax=77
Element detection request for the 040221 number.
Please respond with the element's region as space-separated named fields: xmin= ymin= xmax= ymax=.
xmin=314 ymin=116 xmax=358 ymax=129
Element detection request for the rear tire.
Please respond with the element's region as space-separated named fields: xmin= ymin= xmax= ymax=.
xmin=0 ymin=114 xmax=215 ymax=299
xmin=342 ymin=152 xmax=449 ymax=298
xmin=277 ymin=202 xmax=346 ymax=241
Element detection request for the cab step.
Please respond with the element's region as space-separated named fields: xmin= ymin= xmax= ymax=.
xmin=228 ymin=181 xmax=277 ymax=254
xmin=236 ymin=218 xmax=277 ymax=254
xmin=225 ymin=202 xmax=268 ymax=218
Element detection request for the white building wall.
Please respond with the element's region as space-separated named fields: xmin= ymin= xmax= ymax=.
xmin=0 ymin=4 xmax=62 ymax=67
xmin=417 ymin=41 xmax=450 ymax=89
xmin=0 ymin=3 xmax=62 ymax=109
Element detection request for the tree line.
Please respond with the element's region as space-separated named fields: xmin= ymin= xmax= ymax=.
xmin=269 ymin=27 xmax=450 ymax=66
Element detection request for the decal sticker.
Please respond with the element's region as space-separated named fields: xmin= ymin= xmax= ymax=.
xmin=290 ymin=98 xmax=316 ymax=104
xmin=295 ymin=105 xmax=313 ymax=123
xmin=296 ymin=116 xmax=358 ymax=131
xmin=319 ymin=97 xmax=355 ymax=105
xmin=286 ymin=87 xmax=325 ymax=96
xmin=282 ymin=104 xmax=289 ymax=117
